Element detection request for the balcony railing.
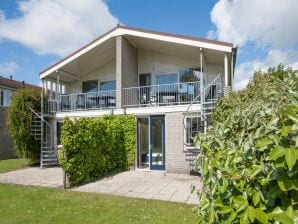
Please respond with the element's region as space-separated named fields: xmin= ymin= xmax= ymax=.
xmin=123 ymin=81 xmax=223 ymax=107
xmin=123 ymin=81 xmax=197 ymax=107
xmin=42 ymin=79 xmax=223 ymax=114
xmin=55 ymin=90 xmax=116 ymax=112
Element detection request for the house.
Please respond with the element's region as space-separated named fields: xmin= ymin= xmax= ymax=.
xmin=36 ymin=25 xmax=237 ymax=173
xmin=0 ymin=75 xmax=41 ymax=160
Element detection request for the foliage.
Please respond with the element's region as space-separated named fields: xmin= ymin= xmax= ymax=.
xmin=59 ymin=115 xmax=136 ymax=185
xmin=194 ymin=65 xmax=298 ymax=224
xmin=7 ymin=88 xmax=41 ymax=162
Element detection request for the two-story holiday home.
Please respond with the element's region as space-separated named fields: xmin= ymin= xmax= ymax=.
xmin=35 ymin=26 xmax=237 ymax=173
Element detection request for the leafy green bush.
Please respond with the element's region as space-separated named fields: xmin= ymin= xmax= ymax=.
xmin=59 ymin=115 xmax=136 ymax=185
xmin=194 ymin=66 xmax=298 ymax=224
xmin=7 ymin=88 xmax=41 ymax=162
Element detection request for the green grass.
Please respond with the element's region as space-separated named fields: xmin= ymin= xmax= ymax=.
xmin=0 ymin=158 xmax=29 ymax=173
xmin=0 ymin=183 xmax=197 ymax=224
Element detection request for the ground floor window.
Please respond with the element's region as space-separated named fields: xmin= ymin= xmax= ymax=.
xmin=184 ymin=114 xmax=212 ymax=145
xmin=57 ymin=122 xmax=62 ymax=145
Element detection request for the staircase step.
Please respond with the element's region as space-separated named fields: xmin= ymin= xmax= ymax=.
xmin=42 ymin=158 xmax=58 ymax=162
xmin=42 ymin=150 xmax=56 ymax=153
xmin=43 ymin=153 xmax=57 ymax=157
xmin=41 ymin=162 xmax=58 ymax=167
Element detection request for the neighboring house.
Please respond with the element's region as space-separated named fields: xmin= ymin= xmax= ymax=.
xmin=0 ymin=76 xmax=41 ymax=160
xmin=37 ymin=25 xmax=237 ymax=173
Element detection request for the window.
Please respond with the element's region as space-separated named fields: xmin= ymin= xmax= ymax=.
xmin=156 ymin=74 xmax=177 ymax=85
xmin=82 ymin=80 xmax=98 ymax=93
xmin=0 ymin=89 xmax=12 ymax=107
xmin=0 ymin=90 xmax=3 ymax=106
xmin=100 ymin=80 xmax=116 ymax=91
xmin=179 ymin=68 xmax=200 ymax=83
xmin=184 ymin=115 xmax=212 ymax=145
xmin=139 ymin=74 xmax=151 ymax=86
xmin=185 ymin=117 xmax=204 ymax=145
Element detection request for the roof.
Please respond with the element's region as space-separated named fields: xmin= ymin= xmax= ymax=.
xmin=0 ymin=76 xmax=41 ymax=91
xmin=40 ymin=25 xmax=235 ymax=77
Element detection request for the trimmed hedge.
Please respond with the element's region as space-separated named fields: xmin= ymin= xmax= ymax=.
xmin=7 ymin=88 xmax=41 ymax=162
xmin=59 ymin=115 xmax=136 ymax=185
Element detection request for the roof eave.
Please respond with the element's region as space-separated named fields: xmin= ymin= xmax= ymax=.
xmin=40 ymin=26 xmax=234 ymax=79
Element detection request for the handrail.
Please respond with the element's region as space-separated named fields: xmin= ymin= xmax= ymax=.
xmin=185 ymin=74 xmax=222 ymax=113
xmin=29 ymin=107 xmax=53 ymax=129
xmin=122 ymin=81 xmax=200 ymax=90
xmin=60 ymin=89 xmax=116 ymax=97
xmin=29 ymin=107 xmax=53 ymax=148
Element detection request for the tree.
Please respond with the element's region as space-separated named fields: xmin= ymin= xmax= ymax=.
xmin=7 ymin=88 xmax=41 ymax=162
xmin=194 ymin=65 xmax=298 ymax=223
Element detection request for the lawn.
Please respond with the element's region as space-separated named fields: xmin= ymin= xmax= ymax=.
xmin=0 ymin=183 xmax=197 ymax=224
xmin=0 ymin=158 xmax=29 ymax=173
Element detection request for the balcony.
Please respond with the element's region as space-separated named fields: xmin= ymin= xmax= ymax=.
xmin=44 ymin=90 xmax=116 ymax=114
xmin=60 ymin=90 xmax=116 ymax=111
xmin=123 ymin=81 xmax=222 ymax=107
xmin=43 ymin=79 xmax=223 ymax=115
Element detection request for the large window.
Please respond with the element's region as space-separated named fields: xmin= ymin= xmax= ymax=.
xmin=82 ymin=80 xmax=116 ymax=93
xmin=179 ymin=68 xmax=200 ymax=83
xmin=155 ymin=74 xmax=177 ymax=85
xmin=82 ymin=80 xmax=98 ymax=93
xmin=100 ymin=80 xmax=116 ymax=91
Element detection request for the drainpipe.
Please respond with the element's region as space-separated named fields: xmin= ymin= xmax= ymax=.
xmin=224 ymin=53 xmax=231 ymax=96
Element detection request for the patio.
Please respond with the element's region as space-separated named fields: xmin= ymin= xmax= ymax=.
xmin=0 ymin=167 xmax=201 ymax=204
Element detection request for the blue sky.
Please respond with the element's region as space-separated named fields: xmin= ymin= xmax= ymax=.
xmin=0 ymin=0 xmax=297 ymax=89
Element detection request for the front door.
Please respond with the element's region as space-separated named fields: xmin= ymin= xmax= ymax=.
xmin=149 ymin=116 xmax=165 ymax=170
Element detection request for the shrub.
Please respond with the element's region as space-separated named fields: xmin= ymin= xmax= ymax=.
xmin=7 ymin=88 xmax=41 ymax=162
xmin=59 ymin=115 xmax=136 ymax=185
xmin=194 ymin=66 xmax=298 ymax=223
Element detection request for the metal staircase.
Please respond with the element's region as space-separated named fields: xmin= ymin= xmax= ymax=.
xmin=183 ymin=74 xmax=223 ymax=173
xmin=29 ymin=108 xmax=58 ymax=168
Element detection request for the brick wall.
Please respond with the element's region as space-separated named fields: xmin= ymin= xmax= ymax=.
xmin=0 ymin=107 xmax=16 ymax=159
xmin=165 ymin=112 xmax=190 ymax=174
xmin=116 ymin=36 xmax=138 ymax=108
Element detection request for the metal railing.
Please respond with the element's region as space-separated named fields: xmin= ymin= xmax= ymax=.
xmin=183 ymin=74 xmax=223 ymax=147
xmin=43 ymin=99 xmax=58 ymax=115
xmin=59 ymin=90 xmax=116 ymax=111
xmin=123 ymin=81 xmax=201 ymax=107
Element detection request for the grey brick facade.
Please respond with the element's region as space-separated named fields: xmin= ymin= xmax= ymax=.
xmin=116 ymin=36 xmax=138 ymax=108
xmin=165 ymin=112 xmax=189 ymax=174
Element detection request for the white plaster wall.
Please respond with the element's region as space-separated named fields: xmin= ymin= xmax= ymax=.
xmin=205 ymin=63 xmax=224 ymax=85
xmin=138 ymin=49 xmax=224 ymax=85
xmin=138 ymin=49 xmax=200 ymax=75
xmin=68 ymin=60 xmax=116 ymax=93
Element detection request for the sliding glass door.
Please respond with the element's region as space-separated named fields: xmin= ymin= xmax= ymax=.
xmin=137 ymin=116 xmax=165 ymax=171
xmin=149 ymin=116 xmax=165 ymax=170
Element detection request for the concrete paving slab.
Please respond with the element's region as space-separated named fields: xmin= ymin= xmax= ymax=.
xmin=0 ymin=167 xmax=201 ymax=204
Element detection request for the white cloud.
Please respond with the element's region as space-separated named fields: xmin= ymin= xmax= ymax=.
xmin=0 ymin=0 xmax=119 ymax=56
xmin=209 ymin=0 xmax=298 ymax=48
xmin=209 ymin=0 xmax=298 ymax=90
xmin=0 ymin=61 xmax=20 ymax=75
xmin=233 ymin=49 xmax=298 ymax=90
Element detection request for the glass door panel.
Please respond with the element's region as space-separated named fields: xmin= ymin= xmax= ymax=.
xmin=137 ymin=118 xmax=149 ymax=169
xmin=150 ymin=116 xmax=165 ymax=170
